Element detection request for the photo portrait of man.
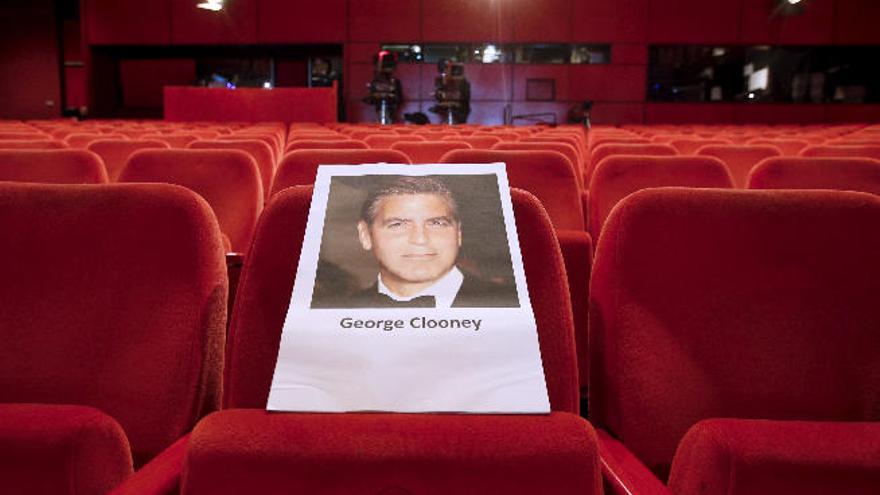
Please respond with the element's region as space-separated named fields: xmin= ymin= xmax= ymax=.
xmin=310 ymin=174 xmax=520 ymax=309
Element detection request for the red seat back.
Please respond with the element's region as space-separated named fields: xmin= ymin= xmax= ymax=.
xmin=224 ymin=187 xmax=579 ymax=414
xmin=696 ymin=144 xmax=782 ymax=188
xmin=748 ymin=157 xmax=880 ymax=196
xmin=746 ymin=138 xmax=810 ymax=156
xmin=391 ymin=140 xmax=473 ymax=163
xmin=588 ymin=143 xmax=677 ymax=183
xmin=188 ymin=139 xmax=276 ymax=194
xmin=120 ymin=149 xmax=263 ymax=253
xmin=589 ymin=155 xmax=733 ymax=237
xmin=590 ymin=187 xmax=880 ymax=479
xmin=0 ymin=182 xmax=227 ymax=465
xmin=285 ymin=139 xmax=368 ymax=153
xmin=0 ymin=149 xmax=107 ymax=184
xmin=442 ymin=149 xmax=584 ymax=231
xmin=800 ymin=145 xmax=880 ymax=161
xmin=0 ymin=139 xmax=67 ymax=150
xmin=87 ymin=139 xmax=170 ymax=182
xmin=669 ymin=138 xmax=733 ymax=155
xmin=271 ymin=149 xmax=411 ymax=197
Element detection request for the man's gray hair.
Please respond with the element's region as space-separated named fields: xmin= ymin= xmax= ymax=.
xmin=360 ymin=176 xmax=459 ymax=225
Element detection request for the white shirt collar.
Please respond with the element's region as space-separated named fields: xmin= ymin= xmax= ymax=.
xmin=377 ymin=266 xmax=464 ymax=308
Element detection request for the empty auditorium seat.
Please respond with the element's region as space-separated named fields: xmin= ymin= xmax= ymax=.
xmin=587 ymin=143 xmax=677 ymax=183
xmin=0 ymin=132 xmax=50 ymax=141
xmin=66 ymin=132 xmax=127 ymax=149
xmin=363 ymin=134 xmax=426 ymax=149
xmin=747 ymin=138 xmax=810 ymax=156
xmin=668 ymin=419 xmax=880 ymax=495
xmin=588 ymin=155 xmax=733 ymax=239
xmin=748 ymin=157 xmax=880 ymax=196
xmin=176 ymin=186 xmax=600 ymax=495
xmin=0 ymin=139 xmax=67 ymax=149
xmin=696 ymin=144 xmax=782 ymax=188
xmin=120 ymin=149 xmax=262 ymax=254
xmin=0 ymin=149 xmax=107 ymax=184
xmin=443 ymin=135 xmax=501 ymax=149
xmin=494 ymin=141 xmax=583 ymax=181
xmin=392 ymin=140 xmax=473 ymax=163
xmin=669 ymin=138 xmax=733 ymax=155
xmin=271 ymin=149 xmax=411 ymax=197
xmin=0 ymin=182 xmax=227 ymax=493
xmin=442 ymin=149 xmax=584 ymax=231
xmin=87 ymin=139 xmax=170 ymax=182
xmin=188 ymin=139 xmax=276 ymax=195
xmin=800 ymin=144 xmax=880 ymax=161
xmin=284 ymin=139 xmax=368 ymax=153
xmin=590 ymin=188 xmax=880 ymax=492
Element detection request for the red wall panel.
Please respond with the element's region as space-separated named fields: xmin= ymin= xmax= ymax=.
xmin=170 ymin=0 xmax=257 ymax=44
xmin=509 ymin=0 xmax=571 ymax=42
xmin=64 ymin=67 xmax=88 ymax=109
xmin=569 ymin=65 xmax=646 ymax=102
xmin=0 ymin=2 xmax=61 ymax=118
xmin=739 ymin=0 xmax=834 ymax=45
xmin=612 ymin=44 xmax=648 ymax=65
xmin=422 ymin=0 xmax=512 ymax=42
xmin=825 ymin=105 xmax=880 ymax=123
xmin=349 ymin=0 xmax=421 ymax=42
xmin=120 ymin=59 xmax=196 ymax=108
xmin=512 ymin=65 xmax=569 ymax=102
xmin=591 ymin=103 xmax=645 ymax=124
xmin=572 ymin=0 xmax=648 ymax=42
xmin=348 ymin=43 xmax=382 ymax=64
xmin=258 ymin=0 xmax=345 ymax=43
xmin=648 ymin=0 xmax=742 ymax=43
xmin=84 ymin=0 xmax=171 ymax=45
xmin=645 ymin=103 xmax=738 ymax=124
xmin=835 ymin=0 xmax=880 ymax=44
xmin=165 ymin=86 xmax=337 ymax=122
xmin=731 ymin=103 xmax=827 ymax=124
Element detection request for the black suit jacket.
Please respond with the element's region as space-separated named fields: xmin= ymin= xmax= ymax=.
xmin=312 ymin=270 xmax=519 ymax=309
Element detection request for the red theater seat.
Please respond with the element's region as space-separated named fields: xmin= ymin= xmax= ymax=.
xmin=120 ymin=149 xmax=263 ymax=254
xmin=669 ymin=138 xmax=733 ymax=155
xmin=176 ymin=187 xmax=600 ymax=495
xmin=285 ymin=139 xmax=368 ymax=153
xmin=748 ymin=157 xmax=880 ymax=196
xmin=271 ymin=149 xmax=411 ymax=197
xmin=87 ymin=139 xmax=170 ymax=182
xmin=587 ymin=143 xmax=677 ymax=183
xmin=364 ymin=134 xmax=426 ymax=148
xmin=0 ymin=149 xmax=107 ymax=184
xmin=392 ymin=140 xmax=473 ymax=163
xmin=668 ymin=419 xmax=880 ymax=495
xmin=0 ymin=139 xmax=67 ymax=149
xmin=590 ymin=188 xmax=880 ymax=492
xmin=800 ymin=144 xmax=880 ymax=161
xmin=442 ymin=149 xmax=584 ymax=231
xmin=66 ymin=132 xmax=127 ymax=149
xmin=494 ymin=141 xmax=583 ymax=182
xmin=696 ymin=144 xmax=782 ymax=188
xmin=747 ymin=138 xmax=810 ymax=156
xmin=189 ymin=139 xmax=277 ymax=195
xmin=0 ymin=183 xmax=227 ymax=493
xmin=588 ymin=155 xmax=732 ymax=238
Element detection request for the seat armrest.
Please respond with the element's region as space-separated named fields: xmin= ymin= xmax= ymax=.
xmin=110 ymin=435 xmax=189 ymax=495
xmin=555 ymin=229 xmax=592 ymax=399
xmin=183 ymin=409 xmax=602 ymax=495
xmin=597 ymin=428 xmax=671 ymax=495
xmin=669 ymin=419 xmax=880 ymax=495
xmin=0 ymin=403 xmax=133 ymax=495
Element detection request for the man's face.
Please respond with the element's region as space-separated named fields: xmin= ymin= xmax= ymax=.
xmin=358 ymin=193 xmax=461 ymax=294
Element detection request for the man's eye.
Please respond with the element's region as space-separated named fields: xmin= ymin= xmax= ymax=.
xmin=429 ymin=219 xmax=450 ymax=227
xmin=387 ymin=222 xmax=406 ymax=230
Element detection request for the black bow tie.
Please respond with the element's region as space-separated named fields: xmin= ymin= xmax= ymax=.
xmin=379 ymin=294 xmax=436 ymax=308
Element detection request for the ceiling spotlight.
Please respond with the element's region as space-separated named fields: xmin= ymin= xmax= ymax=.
xmin=773 ymin=0 xmax=806 ymax=16
xmin=787 ymin=0 xmax=802 ymax=4
xmin=197 ymin=0 xmax=223 ymax=11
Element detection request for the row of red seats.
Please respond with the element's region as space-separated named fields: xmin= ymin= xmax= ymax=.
xmin=2 ymin=181 xmax=878 ymax=494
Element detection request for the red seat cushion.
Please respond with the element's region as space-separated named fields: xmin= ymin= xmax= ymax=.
xmin=669 ymin=419 xmax=880 ymax=495
xmin=0 ymin=182 xmax=227 ymax=466
xmin=0 ymin=404 xmax=133 ymax=495
xmin=590 ymin=187 xmax=880 ymax=479
xmin=183 ymin=410 xmax=601 ymax=495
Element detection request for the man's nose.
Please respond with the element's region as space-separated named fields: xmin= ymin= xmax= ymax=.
xmin=408 ymin=224 xmax=429 ymax=244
